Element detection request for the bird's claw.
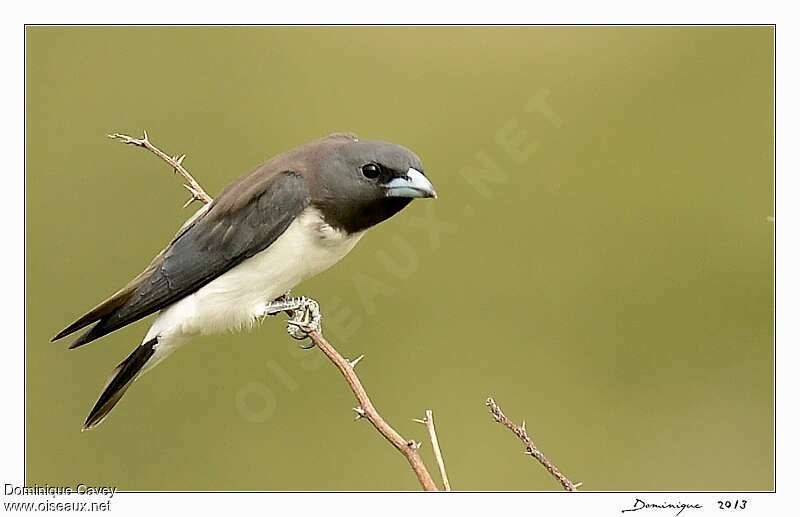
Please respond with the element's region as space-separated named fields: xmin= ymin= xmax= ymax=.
xmin=286 ymin=297 xmax=321 ymax=345
xmin=259 ymin=294 xmax=321 ymax=348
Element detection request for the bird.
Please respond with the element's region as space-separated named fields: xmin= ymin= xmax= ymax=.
xmin=52 ymin=132 xmax=437 ymax=430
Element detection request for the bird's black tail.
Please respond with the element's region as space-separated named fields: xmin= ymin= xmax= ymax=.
xmin=82 ymin=338 xmax=157 ymax=431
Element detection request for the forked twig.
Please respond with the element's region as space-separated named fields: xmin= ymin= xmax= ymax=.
xmin=109 ymin=130 xmax=439 ymax=491
xmin=486 ymin=397 xmax=580 ymax=491
xmin=414 ymin=410 xmax=452 ymax=490
xmin=310 ymin=330 xmax=438 ymax=491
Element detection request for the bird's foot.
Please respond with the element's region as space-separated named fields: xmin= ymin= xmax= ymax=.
xmin=261 ymin=295 xmax=321 ymax=348
xmin=286 ymin=297 xmax=321 ymax=346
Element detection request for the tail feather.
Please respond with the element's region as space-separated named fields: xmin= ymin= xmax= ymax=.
xmin=82 ymin=338 xmax=157 ymax=431
xmin=52 ymin=287 xmax=137 ymax=343
xmin=68 ymin=320 xmax=117 ymax=350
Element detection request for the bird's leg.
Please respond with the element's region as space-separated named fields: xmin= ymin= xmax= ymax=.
xmin=260 ymin=295 xmax=322 ymax=348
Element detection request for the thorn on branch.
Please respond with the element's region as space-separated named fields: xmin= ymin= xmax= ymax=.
xmin=352 ymin=406 xmax=366 ymax=420
xmin=348 ymin=354 xmax=364 ymax=369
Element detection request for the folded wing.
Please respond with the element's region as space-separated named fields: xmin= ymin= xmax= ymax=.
xmin=53 ymin=169 xmax=310 ymax=348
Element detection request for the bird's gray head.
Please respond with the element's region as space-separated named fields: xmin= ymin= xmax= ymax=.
xmin=304 ymin=133 xmax=436 ymax=234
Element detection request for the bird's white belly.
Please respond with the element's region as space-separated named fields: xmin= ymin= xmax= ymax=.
xmin=145 ymin=208 xmax=363 ymax=344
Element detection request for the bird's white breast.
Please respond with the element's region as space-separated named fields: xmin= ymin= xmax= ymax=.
xmin=146 ymin=207 xmax=363 ymax=344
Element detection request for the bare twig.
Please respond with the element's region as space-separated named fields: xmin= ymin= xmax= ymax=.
xmin=110 ymin=131 xmax=439 ymax=492
xmin=486 ymin=397 xmax=580 ymax=491
xmin=107 ymin=131 xmax=213 ymax=206
xmin=414 ymin=410 xmax=452 ymax=490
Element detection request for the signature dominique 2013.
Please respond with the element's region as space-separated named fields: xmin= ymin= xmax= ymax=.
xmin=621 ymin=498 xmax=749 ymax=516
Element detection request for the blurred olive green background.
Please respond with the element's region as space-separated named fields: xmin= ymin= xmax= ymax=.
xmin=25 ymin=27 xmax=774 ymax=491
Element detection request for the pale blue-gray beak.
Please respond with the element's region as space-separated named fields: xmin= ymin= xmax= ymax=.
xmin=385 ymin=168 xmax=437 ymax=199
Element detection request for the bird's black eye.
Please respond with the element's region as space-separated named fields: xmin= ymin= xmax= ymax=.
xmin=361 ymin=163 xmax=381 ymax=180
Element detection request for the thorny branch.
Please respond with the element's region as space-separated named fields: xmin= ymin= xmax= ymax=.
xmin=310 ymin=331 xmax=438 ymax=491
xmin=107 ymin=132 xmax=213 ymax=206
xmin=109 ymin=131 xmax=439 ymax=492
xmin=486 ymin=397 xmax=581 ymax=491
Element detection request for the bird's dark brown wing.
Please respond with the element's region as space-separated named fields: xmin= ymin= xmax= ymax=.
xmin=53 ymin=169 xmax=310 ymax=348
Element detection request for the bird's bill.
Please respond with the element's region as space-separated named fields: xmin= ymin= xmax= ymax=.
xmin=385 ymin=168 xmax=437 ymax=199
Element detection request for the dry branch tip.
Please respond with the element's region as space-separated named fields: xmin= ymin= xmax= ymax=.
xmin=485 ymin=396 xmax=578 ymax=492
xmin=107 ymin=130 xmax=212 ymax=206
